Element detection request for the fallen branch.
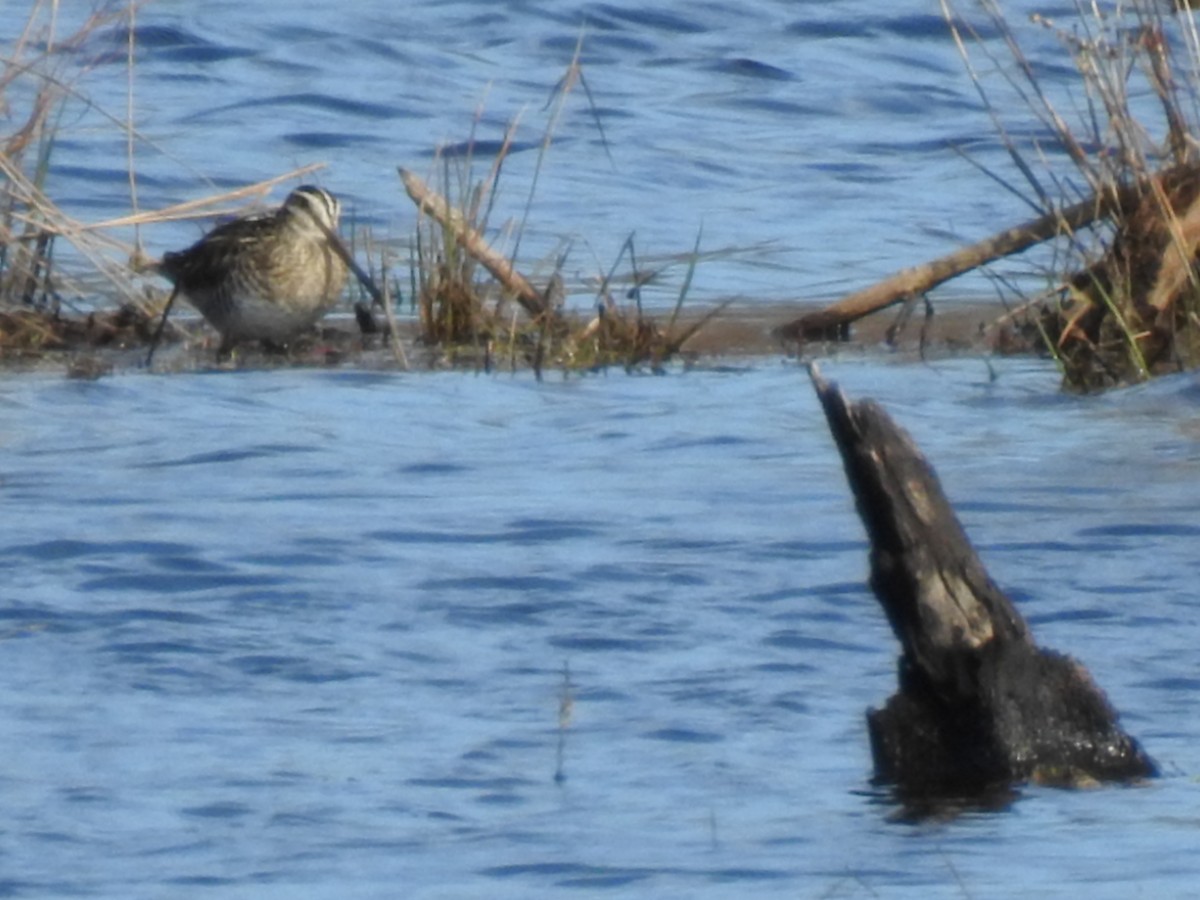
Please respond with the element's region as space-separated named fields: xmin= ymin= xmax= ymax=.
xmin=775 ymin=182 xmax=1147 ymax=344
xmin=398 ymin=167 xmax=554 ymax=321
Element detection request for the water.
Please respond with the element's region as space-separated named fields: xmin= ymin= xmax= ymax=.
xmin=21 ymin=0 xmax=1089 ymax=308
xmin=3 ymin=357 xmax=1200 ymax=897
xmin=7 ymin=2 xmax=1200 ymax=896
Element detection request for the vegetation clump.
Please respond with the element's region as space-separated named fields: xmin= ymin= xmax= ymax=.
xmin=401 ymin=158 xmax=719 ymax=376
xmin=31 ymin=1 xmax=1200 ymax=387
xmin=777 ymin=1 xmax=1200 ymax=392
xmin=1 ymin=2 xmax=156 ymax=343
xmin=999 ymin=1 xmax=1200 ymax=391
xmin=1 ymin=6 xmax=720 ymax=374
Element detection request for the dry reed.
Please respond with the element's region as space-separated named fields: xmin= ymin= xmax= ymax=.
xmin=944 ymin=0 xmax=1200 ymax=390
xmin=399 ymin=51 xmax=723 ymax=376
xmin=0 ymin=3 xmax=375 ymax=362
xmin=2 ymin=4 xmax=721 ymax=372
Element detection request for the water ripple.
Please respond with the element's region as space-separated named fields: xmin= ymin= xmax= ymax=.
xmin=5 ymin=539 xmax=195 ymax=561
xmin=230 ymin=654 xmax=368 ymax=683
xmin=96 ymin=24 xmax=257 ymax=64
xmin=190 ymin=91 xmax=407 ymax=122
xmin=137 ymin=443 xmax=316 ymax=468
xmin=80 ymin=572 xmax=287 ymax=594
xmin=706 ymin=58 xmax=796 ymax=81
xmin=591 ymin=4 xmax=708 ymax=33
xmin=645 ymin=727 xmax=723 ymax=743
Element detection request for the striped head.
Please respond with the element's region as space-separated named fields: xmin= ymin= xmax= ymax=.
xmin=279 ymin=185 xmax=341 ymax=237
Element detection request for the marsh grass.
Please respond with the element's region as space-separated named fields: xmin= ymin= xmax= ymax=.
xmin=2 ymin=5 xmax=723 ymax=371
xmin=0 ymin=1 xmax=152 ymax=339
xmin=562 ymin=232 xmax=731 ymax=373
xmin=406 ymin=153 xmax=725 ymax=374
xmin=410 ymin=148 xmax=515 ymax=351
xmin=945 ymin=0 xmax=1200 ymax=390
xmin=0 ymin=2 xmax=263 ymax=355
xmin=0 ymin=2 xmax=364 ymax=361
xmin=401 ymin=50 xmax=723 ymax=376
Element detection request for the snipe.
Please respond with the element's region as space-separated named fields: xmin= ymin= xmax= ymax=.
xmin=149 ymin=185 xmax=350 ymax=359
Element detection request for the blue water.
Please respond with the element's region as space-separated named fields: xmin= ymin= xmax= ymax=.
xmin=3 ymin=358 xmax=1200 ymax=897
xmin=24 ymin=0 xmax=1085 ymax=308
xmin=6 ymin=1 xmax=1200 ymax=896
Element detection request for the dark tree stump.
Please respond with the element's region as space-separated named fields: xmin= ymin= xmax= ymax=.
xmin=810 ymin=365 xmax=1156 ymax=797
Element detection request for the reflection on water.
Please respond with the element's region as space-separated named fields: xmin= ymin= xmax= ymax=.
xmin=2 ymin=358 xmax=1200 ymax=896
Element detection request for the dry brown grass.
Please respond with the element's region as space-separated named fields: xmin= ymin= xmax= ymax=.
xmin=0 ymin=2 xmax=361 ymax=360
xmin=0 ymin=2 xmax=142 ymax=315
xmin=1 ymin=6 xmax=722 ymax=372
xmin=398 ymin=61 xmax=724 ymax=376
xmin=945 ymin=0 xmax=1200 ymax=390
xmin=406 ymin=166 xmax=724 ymax=375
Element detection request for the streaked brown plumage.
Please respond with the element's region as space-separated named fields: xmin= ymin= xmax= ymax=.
xmin=157 ymin=185 xmax=349 ymax=351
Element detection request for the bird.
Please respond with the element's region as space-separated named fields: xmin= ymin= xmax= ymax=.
xmin=147 ymin=185 xmax=350 ymax=360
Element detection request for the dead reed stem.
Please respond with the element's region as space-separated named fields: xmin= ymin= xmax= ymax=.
xmin=87 ymin=165 xmax=328 ymax=232
xmin=0 ymin=151 xmax=147 ymax=309
xmin=399 ymin=167 xmax=554 ymax=322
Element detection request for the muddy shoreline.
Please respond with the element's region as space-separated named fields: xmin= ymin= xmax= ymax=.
xmin=0 ymin=297 xmax=1037 ymax=377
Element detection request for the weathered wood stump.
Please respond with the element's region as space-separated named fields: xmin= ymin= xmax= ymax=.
xmin=810 ymin=366 xmax=1156 ymax=797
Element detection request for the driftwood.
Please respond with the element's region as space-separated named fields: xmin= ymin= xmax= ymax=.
xmin=810 ymin=365 xmax=1156 ymax=797
xmin=398 ymin=168 xmax=555 ymax=322
xmin=775 ymin=183 xmax=1145 ymax=344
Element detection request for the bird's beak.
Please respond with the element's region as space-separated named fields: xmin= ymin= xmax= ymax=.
xmin=319 ymin=220 xmax=384 ymax=307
